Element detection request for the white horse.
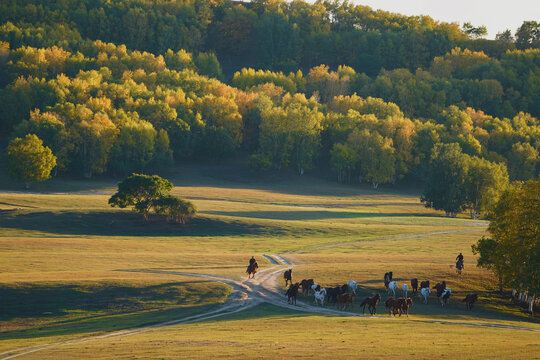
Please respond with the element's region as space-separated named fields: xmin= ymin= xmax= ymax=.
xmin=314 ymin=288 xmax=327 ymax=306
xmin=402 ymin=283 xmax=408 ymax=298
xmin=387 ymin=281 xmax=398 ymax=297
xmin=311 ymin=283 xmax=320 ymax=293
xmin=421 ymin=287 xmax=431 ymax=304
xmin=348 ymin=280 xmax=358 ymax=294
xmin=441 ymin=288 xmax=451 ymax=307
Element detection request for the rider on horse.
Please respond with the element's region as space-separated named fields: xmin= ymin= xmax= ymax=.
xmin=246 ymin=256 xmax=258 ymax=278
xmin=456 ymin=253 xmax=464 ymax=270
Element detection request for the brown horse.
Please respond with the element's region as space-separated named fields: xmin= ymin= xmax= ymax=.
xmin=385 ymin=297 xmax=401 ymax=316
xmin=246 ymin=261 xmax=258 ymax=279
xmin=398 ymin=297 xmax=413 ymax=317
xmin=360 ymin=294 xmax=382 ymax=315
xmin=286 ymin=283 xmax=300 ymax=305
xmin=284 ymin=269 xmax=293 ymax=287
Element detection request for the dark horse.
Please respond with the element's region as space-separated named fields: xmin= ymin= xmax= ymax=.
xmin=360 ymin=294 xmax=382 ymax=315
xmin=286 ymin=283 xmax=300 ymax=305
xmin=456 ymin=260 xmax=464 ymax=275
xmin=246 ymin=261 xmax=258 ymax=279
xmin=284 ymin=269 xmax=293 ymax=287
xmin=384 ymin=272 xmax=393 ymax=289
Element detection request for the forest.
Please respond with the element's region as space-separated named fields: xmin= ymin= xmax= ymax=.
xmin=0 ymin=0 xmax=538 ymax=217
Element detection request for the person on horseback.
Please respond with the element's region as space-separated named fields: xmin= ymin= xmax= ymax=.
xmin=456 ymin=252 xmax=464 ymax=273
xmin=246 ymin=256 xmax=258 ymax=279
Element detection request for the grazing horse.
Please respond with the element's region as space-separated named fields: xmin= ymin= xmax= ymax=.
xmin=420 ymin=280 xmax=430 ymax=290
xmin=433 ymin=282 xmax=447 ymax=298
xmin=286 ymin=283 xmax=300 ymax=305
xmin=462 ymin=294 xmax=478 ymax=310
xmin=421 ymin=287 xmax=431 ymax=304
xmin=337 ymin=293 xmax=354 ymax=311
xmin=360 ymin=294 xmax=381 ymax=315
xmin=300 ymin=279 xmax=315 ymax=295
xmin=402 ymin=283 xmax=408 ymax=298
xmin=398 ymin=297 xmax=413 ymax=317
xmin=387 ymin=281 xmax=398 ymax=297
xmin=411 ymin=278 xmax=418 ymax=295
xmin=314 ymin=288 xmax=327 ymax=306
xmin=246 ymin=261 xmax=258 ymax=279
xmin=283 ymin=269 xmax=292 ymax=287
xmin=348 ymin=280 xmax=358 ymax=295
xmin=441 ymin=288 xmax=451 ymax=307
xmin=384 ymin=272 xmax=393 ymax=289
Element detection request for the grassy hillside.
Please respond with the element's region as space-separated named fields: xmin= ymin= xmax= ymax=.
xmin=0 ymin=165 xmax=538 ymax=358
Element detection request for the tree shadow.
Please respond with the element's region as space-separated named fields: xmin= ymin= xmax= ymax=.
xmin=0 ymin=209 xmax=278 ymax=237
xmin=205 ymin=210 xmax=434 ymax=221
xmin=0 ymin=280 xmax=231 ymax=340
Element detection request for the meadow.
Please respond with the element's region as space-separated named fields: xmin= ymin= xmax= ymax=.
xmin=1 ymin=164 xmax=538 ymax=359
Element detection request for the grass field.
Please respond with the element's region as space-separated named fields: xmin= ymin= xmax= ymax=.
xmin=1 ymin=164 xmax=538 ymax=358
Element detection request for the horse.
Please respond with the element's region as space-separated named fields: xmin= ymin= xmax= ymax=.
xmin=360 ymin=294 xmax=381 ymax=315
xmin=311 ymin=283 xmax=321 ymax=293
xmin=387 ymin=281 xmax=398 ymax=297
xmin=421 ymin=287 xmax=431 ymax=304
xmin=385 ymin=297 xmax=401 ymax=316
xmin=300 ymin=279 xmax=315 ymax=295
xmin=398 ymin=297 xmax=413 ymax=317
xmin=441 ymin=288 xmax=451 ymax=307
xmin=384 ymin=272 xmax=393 ymax=289
xmin=326 ymin=286 xmax=341 ymax=304
xmin=433 ymin=281 xmax=446 ymax=298
xmin=286 ymin=283 xmax=300 ymax=305
xmin=283 ymin=269 xmax=292 ymax=287
xmin=411 ymin=278 xmax=418 ymax=295
xmin=402 ymin=283 xmax=408 ymax=298
xmin=456 ymin=260 xmax=464 ymax=275
xmin=348 ymin=280 xmax=358 ymax=294
xmin=246 ymin=261 xmax=258 ymax=279
xmin=314 ymin=288 xmax=327 ymax=306
xmin=462 ymin=294 xmax=478 ymax=310
xmin=420 ymin=280 xmax=430 ymax=290
xmin=337 ymin=293 xmax=354 ymax=311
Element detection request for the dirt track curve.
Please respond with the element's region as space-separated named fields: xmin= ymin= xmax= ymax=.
xmin=1 ymin=254 xmax=539 ymax=359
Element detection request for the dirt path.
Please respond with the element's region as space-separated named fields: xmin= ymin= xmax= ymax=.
xmin=2 ymin=255 xmax=539 ymax=359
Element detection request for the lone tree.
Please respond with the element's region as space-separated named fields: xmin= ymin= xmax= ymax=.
xmin=109 ymin=174 xmax=173 ymax=220
xmin=109 ymin=173 xmax=196 ymax=223
xmin=6 ymin=134 xmax=57 ymax=189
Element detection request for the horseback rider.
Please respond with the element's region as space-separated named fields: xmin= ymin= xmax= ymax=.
xmin=249 ymin=256 xmax=256 ymax=268
xmin=456 ymin=253 xmax=464 ymax=269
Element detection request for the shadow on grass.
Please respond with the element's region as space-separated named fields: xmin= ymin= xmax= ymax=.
xmin=205 ymin=210 xmax=434 ymax=221
xmin=0 ymin=280 xmax=230 ymax=340
xmin=0 ymin=209 xmax=280 ymax=237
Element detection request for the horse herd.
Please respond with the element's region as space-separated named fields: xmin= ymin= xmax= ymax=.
xmin=283 ymin=269 xmax=479 ymax=316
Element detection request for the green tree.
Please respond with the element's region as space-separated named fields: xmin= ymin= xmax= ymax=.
xmin=421 ymin=143 xmax=469 ymax=217
xmin=109 ymin=173 xmax=173 ymax=220
xmin=465 ymin=156 xmax=509 ymax=219
xmin=507 ymin=142 xmax=539 ymax=181
xmin=473 ymin=179 xmax=540 ymax=310
xmin=152 ymin=195 xmax=197 ymax=224
xmin=6 ymin=134 xmax=57 ymax=189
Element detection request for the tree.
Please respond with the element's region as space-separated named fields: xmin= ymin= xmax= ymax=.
xmin=421 ymin=143 xmax=469 ymax=217
xmin=109 ymin=174 xmax=173 ymax=220
xmin=6 ymin=134 xmax=57 ymax=189
xmin=507 ymin=142 xmax=539 ymax=181
xmin=195 ymin=52 xmax=223 ymax=79
xmin=465 ymin=156 xmax=509 ymax=219
xmin=462 ymin=22 xmax=488 ymax=40
xmin=152 ymin=195 xmax=197 ymax=224
xmin=515 ymin=21 xmax=540 ymax=49
xmin=473 ymin=179 xmax=540 ymax=310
